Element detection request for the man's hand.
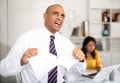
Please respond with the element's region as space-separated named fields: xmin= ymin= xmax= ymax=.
xmin=72 ymin=48 xmax=85 ymax=61
xmin=20 ymin=48 xmax=38 ymax=66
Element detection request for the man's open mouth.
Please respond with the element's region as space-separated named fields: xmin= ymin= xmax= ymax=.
xmin=55 ymin=21 xmax=61 ymax=26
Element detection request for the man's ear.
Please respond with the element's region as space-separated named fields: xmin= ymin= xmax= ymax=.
xmin=43 ymin=13 xmax=47 ymax=20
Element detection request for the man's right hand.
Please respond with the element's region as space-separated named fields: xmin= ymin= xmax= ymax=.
xmin=20 ymin=48 xmax=38 ymax=66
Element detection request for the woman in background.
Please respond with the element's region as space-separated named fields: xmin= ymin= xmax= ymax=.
xmin=81 ymin=36 xmax=102 ymax=71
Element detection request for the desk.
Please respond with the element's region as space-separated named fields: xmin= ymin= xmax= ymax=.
xmin=64 ymin=70 xmax=120 ymax=83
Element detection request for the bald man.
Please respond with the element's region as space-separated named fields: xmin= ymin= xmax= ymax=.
xmin=0 ymin=4 xmax=86 ymax=83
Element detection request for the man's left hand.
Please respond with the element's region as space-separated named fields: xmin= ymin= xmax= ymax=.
xmin=72 ymin=48 xmax=85 ymax=61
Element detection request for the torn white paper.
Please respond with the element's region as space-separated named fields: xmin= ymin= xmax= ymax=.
xmin=28 ymin=53 xmax=57 ymax=80
xmin=58 ymin=54 xmax=79 ymax=71
xmin=28 ymin=53 xmax=78 ymax=80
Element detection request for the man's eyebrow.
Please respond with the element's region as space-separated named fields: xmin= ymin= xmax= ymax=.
xmin=53 ymin=11 xmax=65 ymax=16
xmin=53 ymin=11 xmax=59 ymax=13
xmin=46 ymin=11 xmax=58 ymax=14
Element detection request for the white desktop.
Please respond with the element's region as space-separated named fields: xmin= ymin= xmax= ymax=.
xmin=65 ymin=64 xmax=120 ymax=83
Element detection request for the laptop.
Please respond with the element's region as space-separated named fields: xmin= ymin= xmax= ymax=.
xmin=82 ymin=64 xmax=120 ymax=79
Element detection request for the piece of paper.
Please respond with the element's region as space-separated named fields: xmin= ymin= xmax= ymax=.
xmin=28 ymin=53 xmax=79 ymax=80
xmin=28 ymin=53 xmax=57 ymax=80
xmin=58 ymin=54 xmax=79 ymax=71
xmin=82 ymin=69 xmax=98 ymax=75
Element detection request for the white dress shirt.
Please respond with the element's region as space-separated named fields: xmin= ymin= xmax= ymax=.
xmin=0 ymin=25 xmax=86 ymax=83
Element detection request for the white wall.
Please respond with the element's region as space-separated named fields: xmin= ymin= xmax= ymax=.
xmin=0 ymin=0 xmax=8 ymax=60
xmin=90 ymin=0 xmax=120 ymax=8
xmin=7 ymin=0 xmax=57 ymax=49
xmin=0 ymin=0 xmax=17 ymax=83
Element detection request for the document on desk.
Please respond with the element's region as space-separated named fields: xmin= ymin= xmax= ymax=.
xmin=83 ymin=69 xmax=98 ymax=75
xmin=28 ymin=53 xmax=78 ymax=80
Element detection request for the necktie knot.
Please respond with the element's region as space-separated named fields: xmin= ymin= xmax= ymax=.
xmin=50 ymin=35 xmax=55 ymax=40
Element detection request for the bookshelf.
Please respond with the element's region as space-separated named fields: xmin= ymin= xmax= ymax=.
xmin=70 ymin=0 xmax=120 ymax=67
xmin=88 ymin=0 xmax=120 ymax=66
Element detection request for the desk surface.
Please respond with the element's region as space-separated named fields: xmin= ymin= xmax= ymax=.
xmin=65 ymin=70 xmax=120 ymax=83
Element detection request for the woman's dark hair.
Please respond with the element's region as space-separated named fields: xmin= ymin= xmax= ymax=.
xmin=81 ymin=36 xmax=96 ymax=59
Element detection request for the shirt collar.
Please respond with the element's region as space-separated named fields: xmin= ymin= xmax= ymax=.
xmin=42 ymin=24 xmax=59 ymax=37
